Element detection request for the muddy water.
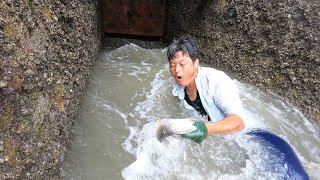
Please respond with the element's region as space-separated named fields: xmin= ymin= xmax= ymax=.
xmin=62 ymin=38 xmax=320 ymax=179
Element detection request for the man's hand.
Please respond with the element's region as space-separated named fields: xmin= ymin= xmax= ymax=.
xmin=182 ymin=121 xmax=207 ymax=144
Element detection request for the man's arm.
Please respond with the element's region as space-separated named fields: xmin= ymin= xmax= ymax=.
xmin=205 ymin=114 xmax=245 ymax=134
xmin=182 ymin=115 xmax=245 ymax=143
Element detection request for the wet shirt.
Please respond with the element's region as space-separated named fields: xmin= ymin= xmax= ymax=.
xmin=172 ymin=66 xmax=245 ymax=123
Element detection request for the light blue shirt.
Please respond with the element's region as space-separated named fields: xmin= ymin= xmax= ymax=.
xmin=172 ymin=66 xmax=245 ymax=123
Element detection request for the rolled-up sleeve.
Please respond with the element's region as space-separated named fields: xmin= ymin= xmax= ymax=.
xmin=208 ymin=71 xmax=245 ymax=119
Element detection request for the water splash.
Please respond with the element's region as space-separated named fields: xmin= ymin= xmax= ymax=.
xmin=62 ymin=41 xmax=320 ymax=180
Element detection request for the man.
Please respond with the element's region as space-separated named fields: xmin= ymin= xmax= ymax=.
xmin=167 ymin=36 xmax=245 ymax=143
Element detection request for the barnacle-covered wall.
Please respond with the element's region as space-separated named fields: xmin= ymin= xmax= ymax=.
xmin=0 ymin=0 xmax=101 ymax=178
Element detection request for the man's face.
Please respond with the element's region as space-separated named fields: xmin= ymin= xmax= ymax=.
xmin=169 ymin=51 xmax=199 ymax=87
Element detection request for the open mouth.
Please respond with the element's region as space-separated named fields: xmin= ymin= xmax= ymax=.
xmin=177 ymin=75 xmax=182 ymax=80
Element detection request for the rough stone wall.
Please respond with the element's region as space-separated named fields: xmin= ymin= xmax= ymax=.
xmin=164 ymin=0 xmax=320 ymax=123
xmin=0 ymin=0 xmax=101 ymax=179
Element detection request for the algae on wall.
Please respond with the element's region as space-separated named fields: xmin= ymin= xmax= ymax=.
xmin=0 ymin=0 xmax=102 ymax=178
xmin=164 ymin=0 xmax=320 ymax=123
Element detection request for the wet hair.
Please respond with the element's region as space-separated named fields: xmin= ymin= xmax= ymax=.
xmin=167 ymin=36 xmax=199 ymax=62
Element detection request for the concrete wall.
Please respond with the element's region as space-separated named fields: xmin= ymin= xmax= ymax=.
xmin=0 ymin=0 xmax=101 ymax=178
xmin=164 ymin=0 xmax=319 ymax=123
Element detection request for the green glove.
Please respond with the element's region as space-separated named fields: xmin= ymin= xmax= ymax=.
xmin=182 ymin=121 xmax=207 ymax=144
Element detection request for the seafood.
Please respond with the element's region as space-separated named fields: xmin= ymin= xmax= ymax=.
xmin=155 ymin=118 xmax=197 ymax=141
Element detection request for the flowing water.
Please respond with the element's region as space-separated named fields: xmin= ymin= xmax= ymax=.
xmin=62 ymin=37 xmax=320 ymax=180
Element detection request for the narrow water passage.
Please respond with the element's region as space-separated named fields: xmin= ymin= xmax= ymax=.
xmin=62 ymin=37 xmax=320 ymax=179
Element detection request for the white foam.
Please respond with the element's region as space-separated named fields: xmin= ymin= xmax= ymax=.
xmin=121 ymin=121 xmax=189 ymax=180
xmin=134 ymin=64 xmax=170 ymax=121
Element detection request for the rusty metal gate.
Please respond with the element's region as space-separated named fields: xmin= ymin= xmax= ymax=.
xmin=102 ymin=0 xmax=166 ymax=36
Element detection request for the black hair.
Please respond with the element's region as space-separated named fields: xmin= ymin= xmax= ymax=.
xmin=167 ymin=36 xmax=199 ymax=62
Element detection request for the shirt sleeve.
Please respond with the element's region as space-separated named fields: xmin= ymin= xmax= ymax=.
xmin=208 ymin=71 xmax=245 ymax=118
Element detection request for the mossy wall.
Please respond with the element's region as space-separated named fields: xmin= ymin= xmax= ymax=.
xmin=0 ymin=0 xmax=101 ymax=178
xmin=164 ymin=0 xmax=319 ymax=123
